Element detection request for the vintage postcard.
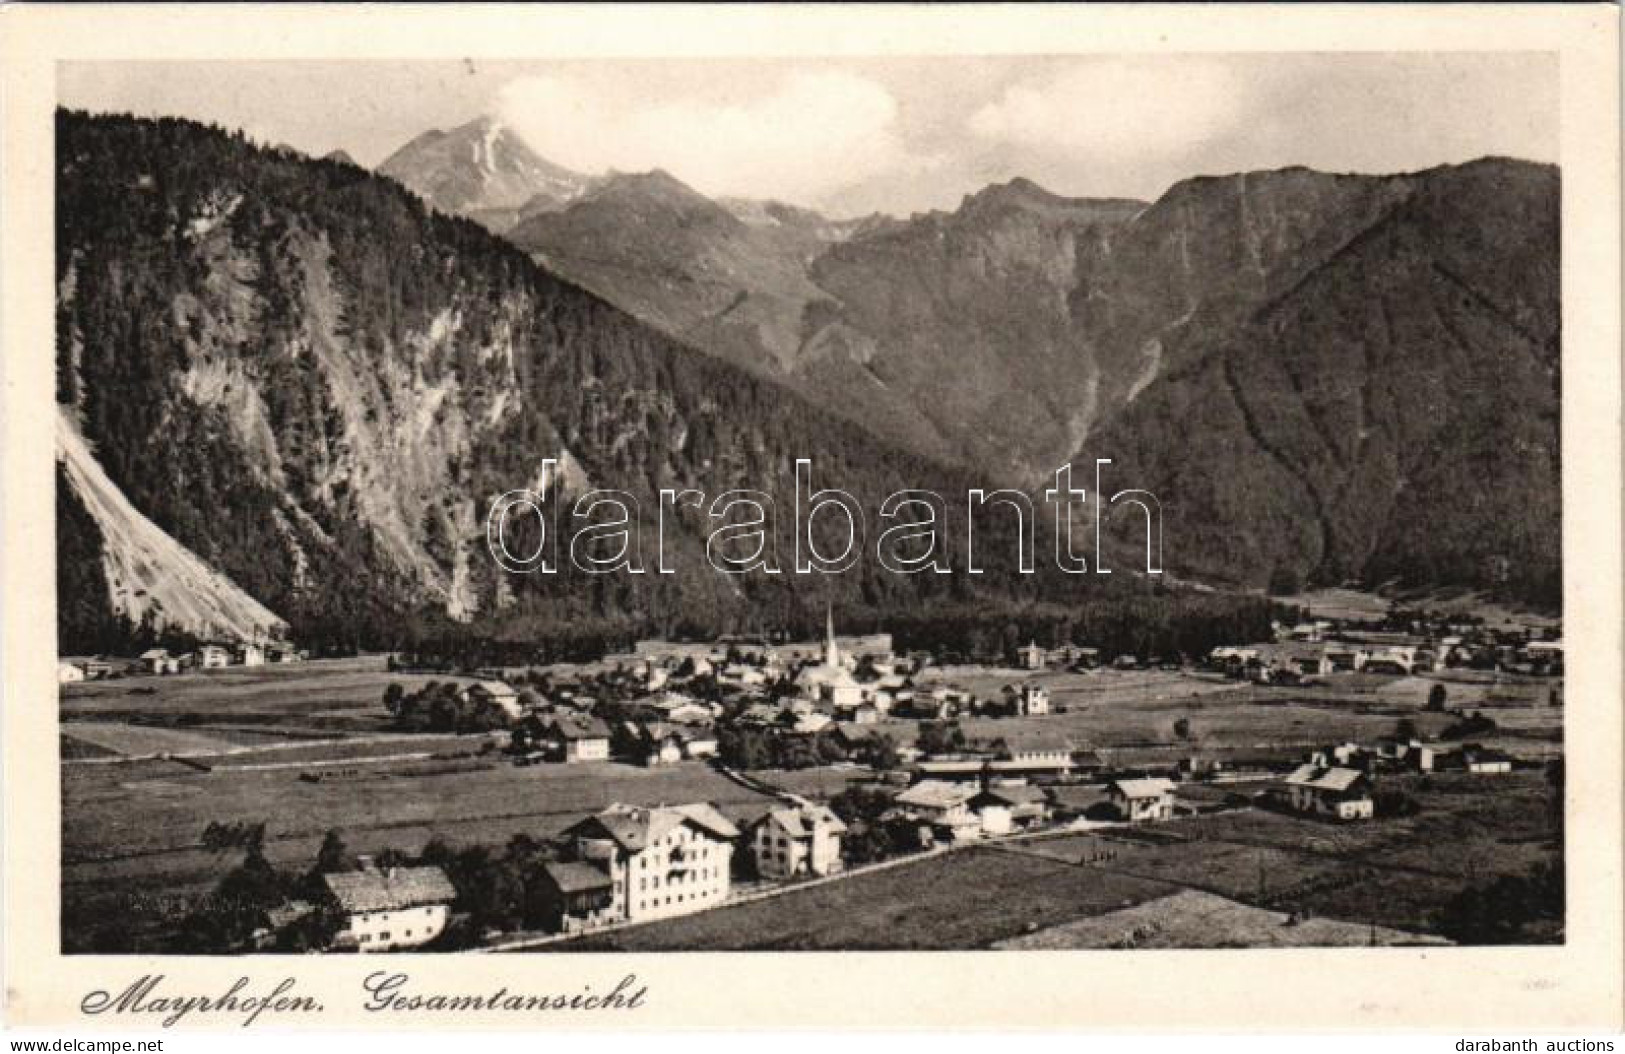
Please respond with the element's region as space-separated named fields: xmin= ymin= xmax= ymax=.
xmin=2 ymin=2 xmax=1621 ymax=1032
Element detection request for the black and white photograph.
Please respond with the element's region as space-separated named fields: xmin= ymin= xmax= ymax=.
xmin=3 ymin=1 xmax=1621 ymax=1035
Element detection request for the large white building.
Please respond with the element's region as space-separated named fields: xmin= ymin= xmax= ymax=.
xmin=562 ymin=802 xmax=739 ymax=924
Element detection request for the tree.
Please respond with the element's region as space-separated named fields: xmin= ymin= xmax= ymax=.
xmin=916 ymin=721 xmax=965 ymax=756
xmin=1172 ymin=717 xmax=1192 ymax=741
xmin=308 ymin=829 xmax=352 ymax=882
xmin=1427 ymin=684 xmax=1448 ymax=712
xmin=1395 ymin=717 xmax=1418 ymax=742
xmin=184 ymin=844 xmax=290 ymax=952
xmin=383 ymin=682 xmax=406 ymax=716
xmin=1268 ymin=564 xmax=1304 ymax=597
xmin=864 ymin=732 xmax=900 ymax=771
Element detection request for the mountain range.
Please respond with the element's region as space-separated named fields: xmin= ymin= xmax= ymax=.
xmin=54 ymin=110 xmax=1560 ymax=650
xmin=379 ymin=116 xmax=1560 ymax=604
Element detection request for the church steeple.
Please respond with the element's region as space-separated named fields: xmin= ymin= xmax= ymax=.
xmin=824 ymin=603 xmax=841 ymax=669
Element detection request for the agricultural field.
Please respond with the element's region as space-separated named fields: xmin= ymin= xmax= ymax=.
xmin=555 ymin=847 xmax=1178 ymax=952
xmin=994 ymin=889 xmax=1449 ymax=949
xmin=1278 ymin=586 xmax=1561 ymax=630
xmin=746 ymin=765 xmax=874 ymax=800
xmin=1011 ymin=770 xmax=1560 ymax=937
xmin=879 ymin=665 xmax=1561 ymax=763
xmin=58 ymin=656 xmax=448 ymax=743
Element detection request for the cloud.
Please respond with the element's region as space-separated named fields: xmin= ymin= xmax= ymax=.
xmin=968 ymin=59 xmax=1251 ymax=162
xmin=497 ymin=70 xmax=914 ymax=205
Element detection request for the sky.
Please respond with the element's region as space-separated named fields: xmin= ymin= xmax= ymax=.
xmin=59 ymin=54 xmax=1558 ymax=218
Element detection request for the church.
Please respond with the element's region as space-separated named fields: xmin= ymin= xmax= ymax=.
xmin=793 ymin=608 xmax=870 ymax=714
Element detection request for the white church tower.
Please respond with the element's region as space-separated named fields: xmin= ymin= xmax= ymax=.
xmin=824 ymin=603 xmax=842 ymax=670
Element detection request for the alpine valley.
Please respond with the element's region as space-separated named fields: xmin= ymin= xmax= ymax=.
xmin=55 ymin=111 xmax=1559 ymax=654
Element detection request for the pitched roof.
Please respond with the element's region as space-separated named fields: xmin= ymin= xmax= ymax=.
xmin=323 ymin=866 xmax=456 ymax=914
xmin=544 ymin=714 xmax=612 ymax=740
xmin=974 ymin=784 xmax=1049 ymax=807
xmin=1108 ymin=778 xmax=1177 ymax=799
xmin=463 ymin=680 xmax=519 ymax=699
xmin=570 ymin=802 xmax=740 ymax=852
xmin=1285 ymin=764 xmax=1367 ymax=792
xmin=753 ymin=805 xmax=848 ymax=838
xmin=998 ymin=731 xmax=1073 ymax=754
xmin=896 ymin=780 xmax=976 ymax=809
xmin=540 ymin=861 xmax=613 ymax=895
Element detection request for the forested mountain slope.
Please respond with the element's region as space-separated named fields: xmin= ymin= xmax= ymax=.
xmin=1077 ymin=159 xmax=1560 ymax=605
xmin=60 ymin=111 xmax=1198 ymax=654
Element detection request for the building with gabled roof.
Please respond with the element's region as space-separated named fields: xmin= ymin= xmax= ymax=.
xmin=892 ymin=779 xmax=981 ymax=844
xmin=537 ymin=714 xmax=612 ymax=762
xmin=534 ymin=861 xmax=616 ymax=934
xmin=322 ymin=865 xmax=456 ymax=952
xmin=746 ymin=804 xmax=847 ymax=880
xmin=970 ymin=783 xmax=1052 ymax=834
xmin=562 ymin=802 xmax=739 ymax=924
xmin=1283 ymin=764 xmax=1374 ymax=820
xmin=196 ymin=643 xmax=231 ymax=669
xmin=138 ymin=648 xmax=180 ymax=675
xmin=995 ymin=731 xmax=1073 ymax=773
xmin=1106 ymin=778 xmax=1177 ymax=822
xmin=460 ymin=680 xmax=523 ymax=722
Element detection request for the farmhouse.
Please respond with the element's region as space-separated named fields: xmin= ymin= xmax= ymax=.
xmin=1016 ymin=642 xmax=1047 ymax=670
xmin=538 ymin=714 xmax=612 ymax=762
xmin=1106 ymin=778 xmax=1177 ymax=822
xmin=1256 ymin=642 xmax=1332 ymax=678
xmin=323 ymin=864 xmax=456 ymax=952
xmin=1284 ymin=621 xmax=1330 ymax=642
xmin=1208 ymin=647 xmax=1260 ymax=675
xmin=1321 ymin=644 xmax=1368 ymax=672
xmin=535 ymin=861 xmax=616 ymax=934
xmin=1460 ymin=744 xmax=1515 ymax=774
xmin=77 ymin=657 xmax=114 ymax=679
xmin=236 ymin=642 xmax=266 ymax=667
xmin=679 ymin=730 xmax=719 ymax=760
xmin=197 ymin=644 xmax=231 ymax=669
xmin=1362 ymin=646 xmax=1417 ymax=675
xmin=460 ymin=680 xmax=523 ymax=723
xmin=902 ymin=688 xmax=967 ymax=721
xmin=1003 ymin=683 xmax=1051 ymax=716
xmin=667 ymin=701 xmax=719 ymax=725
xmin=746 ymin=804 xmax=847 ymax=880
xmin=266 ymin=642 xmax=303 ymax=663
xmin=1283 ymin=765 xmax=1375 ymax=820
xmin=57 ymin=662 xmax=86 ymax=684
xmin=139 ymin=649 xmax=180 ymax=675
xmin=618 ymin=721 xmax=684 ymax=766
xmin=562 ymin=802 xmax=738 ymax=924
xmin=970 ymin=784 xmax=1051 ymax=834
xmin=894 ymin=780 xmax=977 ymax=824
xmin=843 ymin=702 xmax=881 ymax=725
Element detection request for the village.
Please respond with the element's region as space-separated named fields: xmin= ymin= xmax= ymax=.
xmin=59 ymin=596 xmax=1564 ymax=954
